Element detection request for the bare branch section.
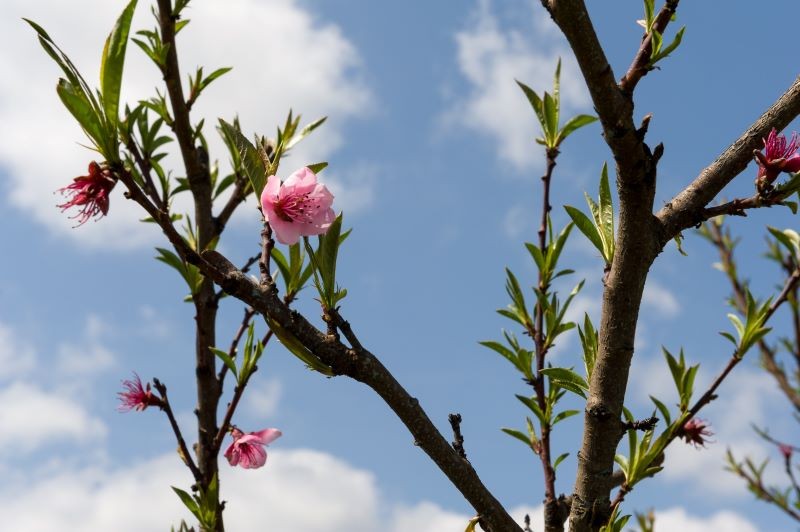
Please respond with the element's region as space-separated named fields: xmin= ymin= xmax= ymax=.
xmin=115 ymin=172 xmax=521 ymax=532
xmin=657 ymin=78 xmax=800 ymax=243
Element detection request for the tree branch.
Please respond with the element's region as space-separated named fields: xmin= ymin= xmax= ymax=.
xmin=116 ymin=171 xmax=521 ymax=532
xmin=657 ymin=77 xmax=800 ymax=244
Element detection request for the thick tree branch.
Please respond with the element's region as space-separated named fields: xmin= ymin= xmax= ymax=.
xmin=657 ymin=77 xmax=800 ymax=244
xmin=542 ymin=0 xmax=648 ymax=179
xmin=116 ymin=172 xmax=521 ymax=532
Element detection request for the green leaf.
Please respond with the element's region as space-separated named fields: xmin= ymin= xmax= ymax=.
xmin=307 ymin=162 xmax=328 ymax=174
xmin=100 ymin=0 xmax=138 ymax=128
xmin=285 ymin=116 xmax=327 ymax=151
xmin=540 ymin=367 xmax=589 ymax=398
xmin=516 ymin=394 xmax=546 ymax=425
xmin=501 ymin=428 xmax=532 ymax=447
xmin=265 ymin=315 xmax=334 ymax=375
xmin=218 ymin=118 xmax=266 ymax=196
xmin=210 ymin=347 xmax=238 ymax=381
xmin=56 ymin=79 xmax=106 ymax=152
xmin=543 ymin=91 xmax=558 ymax=144
xmin=651 ymin=26 xmax=686 ymax=64
xmin=564 ymin=206 xmax=604 ymax=257
xmin=553 ymin=452 xmax=569 ymax=471
xmin=597 ymin=163 xmax=615 ymax=262
xmin=553 ymin=409 xmax=580 ymax=426
xmin=172 ymin=487 xmax=199 ymax=515
xmin=556 ymin=114 xmax=598 ymax=145
xmin=650 ymin=395 xmax=671 ymax=426
xmin=515 ymin=80 xmax=546 ymax=130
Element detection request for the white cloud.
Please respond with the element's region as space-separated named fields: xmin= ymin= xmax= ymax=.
xmin=444 ymin=0 xmax=590 ymax=169
xmin=56 ymin=314 xmax=116 ymax=375
xmin=642 ymin=279 xmax=681 ymax=317
xmin=0 ymin=322 xmax=37 ymax=380
xmin=503 ymin=204 xmax=529 ymax=238
xmin=0 ymin=448 xmax=475 ymax=532
xmin=653 ymin=507 xmax=757 ymax=532
xmin=0 ymin=381 xmax=107 ymax=453
xmin=324 ymin=162 xmax=378 ymax=216
xmin=2 ymin=0 xmax=373 ymax=249
xmin=245 ymin=377 xmax=283 ymax=417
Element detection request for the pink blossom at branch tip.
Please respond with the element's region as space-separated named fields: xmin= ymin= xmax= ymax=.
xmin=755 ymin=129 xmax=800 ymax=189
xmin=117 ymin=373 xmax=163 ymax=412
xmin=678 ymin=418 xmax=714 ymax=448
xmin=224 ymin=427 xmax=282 ymax=469
xmin=57 ymin=161 xmax=116 ymax=226
xmin=260 ymin=166 xmax=335 ymax=245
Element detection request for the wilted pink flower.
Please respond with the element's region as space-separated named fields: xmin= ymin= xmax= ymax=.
xmin=224 ymin=427 xmax=282 ymax=469
xmin=779 ymin=443 xmax=794 ymax=461
xmin=57 ymin=161 xmax=116 ymax=225
xmin=260 ymin=167 xmax=335 ymax=245
xmin=117 ymin=373 xmax=163 ymax=412
xmin=678 ymin=418 xmax=714 ymax=448
xmin=755 ymin=129 xmax=800 ymax=192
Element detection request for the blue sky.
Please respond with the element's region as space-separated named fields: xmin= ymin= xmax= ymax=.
xmin=1 ymin=0 xmax=799 ymax=530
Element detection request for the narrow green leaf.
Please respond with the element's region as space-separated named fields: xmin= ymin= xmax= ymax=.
xmin=597 ymin=163 xmax=615 ymax=261
xmin=553 ymin=452 xmax=569 ymax=471
xmin=553 ymin=409 xmax=580 ymax=426
xmin=650 ymin=396 xmax=672 ymax=425
xmin=515 ymin=394 xmax=546 ymax=425
xmin=172 ymin=487 xmax=200 ymax=515
xmin=218 ymin=119 xmax=266 ymax=196
xmin=556 ymin=114 xmax=598 ymax=145
xmin=564 ymin=205 xmax=604 ymax=256
xmin=515 ymin=79 xmax=546 ymax=130
xmin=210 ymin=347 xmax=238 ymax=381
xmin=501 ymin=428 xmax=532 ymax=447
xmin=56 ymin=79 xmax=105 ymax=151
xmin=543 ymin=91 xmax=558 ymax=144
xmin=100 ymin=0 xmax=138 ymax=127
xmin=285 ymin=116 xmax=327 ymax=151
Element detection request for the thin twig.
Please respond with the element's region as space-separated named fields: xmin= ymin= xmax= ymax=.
xmin=153 ymin=378 xmax=203 ymax=483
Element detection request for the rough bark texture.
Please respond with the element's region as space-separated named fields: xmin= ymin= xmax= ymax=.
xmin=156 ymin=1 xmax=222 ymax=528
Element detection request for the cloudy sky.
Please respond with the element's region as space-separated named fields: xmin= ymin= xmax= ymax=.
xmin=1 ymin=0 xmax=798 ymax=530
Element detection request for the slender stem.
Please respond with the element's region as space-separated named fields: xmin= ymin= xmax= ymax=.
xmin=153 ymin=378 xmax=203 ymax=483
xmin=125 ymin=138 xmax=163 ymax=210
xmin=706 ymin=222 xmax=800 ymax=411
xmin=533 ymin=148 xmax=561 ymax=531
xmin=217 ymin=307 xmax=256 ymax=389
xmin=259 ymin=221 xmax=274 ymax=285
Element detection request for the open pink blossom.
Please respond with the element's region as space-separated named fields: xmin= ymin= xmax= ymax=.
xmin=224 ymin=427 xmax=282 ymax=469
xmin=117 ymin=373 xmax=163 ymax=412
xmin=755 ymin=128 xmax=800 ymax=191
xmin=260 ymin=167 xmax=335 ymax=245
xmin=57 ymin=161 xmax=116 ymax=226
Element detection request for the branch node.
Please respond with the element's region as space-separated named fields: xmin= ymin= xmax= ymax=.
xmin=448 ymin=413 xmax=468 ymax=460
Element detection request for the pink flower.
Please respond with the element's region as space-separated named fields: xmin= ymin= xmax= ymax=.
xmin=260 ymin=167 xmax=335 ymax=245
xmin=57 ymin=161 xmax=116 ymax=225
xmin=224 ymin=427 xmax=282 ymax=469
xmin=678 ymin=418 xmax=714 ymax=448
xmin=779 ymin=443 xmax=794 ymax=461
xmin=755 ymin=129 xmax=800 ymax=192
xmin=117 ymin=373 xmax=163 ymax=412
